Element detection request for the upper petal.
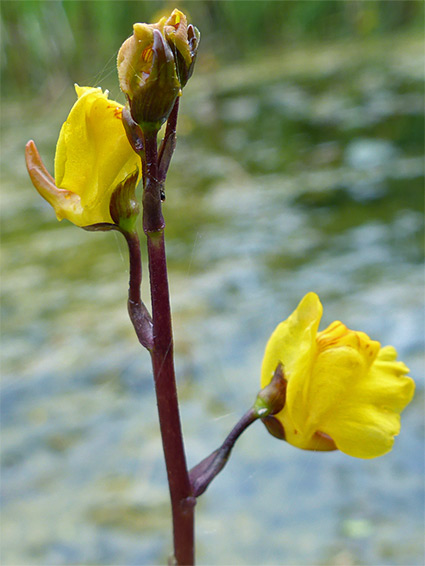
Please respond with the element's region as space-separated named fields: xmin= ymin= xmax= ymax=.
xmin=261 ymin=293 xmax=323 ymax=430
xmin=261 ymin=292 xmax=323 ymax=387
xmin=54 ymin=85 xmax=141 ymax=226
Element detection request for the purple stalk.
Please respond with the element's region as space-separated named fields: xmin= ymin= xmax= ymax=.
xmin=143 ymin=129 xmax=195 ymax=566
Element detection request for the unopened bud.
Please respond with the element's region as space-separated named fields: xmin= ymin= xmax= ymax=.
xmin=117 ymin=10 xmax=199 ymax=131
xmin=117 ymin=22 xmax=181 ymax=131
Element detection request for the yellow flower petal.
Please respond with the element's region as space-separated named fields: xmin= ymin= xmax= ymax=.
xmin=319 ymin=346 xmax=414 ymax=458
xmin=261 ymin=292 xmax=324 ymax=435
xmin=300 ymin=323 xmax=380 ymax=435
xmin=261 ymin=292 xmax=322 ymax=388
xmin=322 ymin=405 xmax=402 ymax=458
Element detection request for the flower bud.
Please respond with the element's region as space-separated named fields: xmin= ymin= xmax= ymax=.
xmin=163 ymin=10 xmax=200 ymax=87
xmin=117 ymin=20 xmax=181 ymax=130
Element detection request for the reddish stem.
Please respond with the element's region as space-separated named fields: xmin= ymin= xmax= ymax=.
xmin=148 ymin=232 xmax=195 ymax=565
xmin=143 ymin=130 xmax=195 ymax=565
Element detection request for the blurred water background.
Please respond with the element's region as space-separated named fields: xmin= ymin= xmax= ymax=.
xmin=1 ymin=1 xmax=424 ymax=565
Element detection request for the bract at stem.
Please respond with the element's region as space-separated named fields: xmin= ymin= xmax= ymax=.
xmin=189 ymin=409 xmax=258 ymax=498
xmin=123 ymin=230 xmax=153 ymax=351
xmin=122 ymin=106 xmax=145 ymax=156
xmin=158 ymin=97 xmax=180 ymax=183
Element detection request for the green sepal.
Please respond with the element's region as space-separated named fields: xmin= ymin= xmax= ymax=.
xmin=82 ymin=222 xmax=119 ymax=232
xmin=109 ymin=170 xmax=140 ymax=233
xmin=253 ymin=363 xmax=287 ymax=418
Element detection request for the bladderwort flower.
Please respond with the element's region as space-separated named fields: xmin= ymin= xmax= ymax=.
xmin=260 ymin=292 xmax=415 ymax=458
xmin=25 ymin=85 xmax=142 ymax=229
xmin=117 ymin=9 xmax=200 ymax=130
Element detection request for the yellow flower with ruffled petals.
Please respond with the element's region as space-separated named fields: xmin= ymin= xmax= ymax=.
xmin=261 ymin=293 xmax=415 ymax=458
xmin=26 ymin=85 xmax=142 ymax=227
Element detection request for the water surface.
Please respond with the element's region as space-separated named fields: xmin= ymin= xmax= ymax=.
xmin=1 ymin=34 xmax=424 ymax=566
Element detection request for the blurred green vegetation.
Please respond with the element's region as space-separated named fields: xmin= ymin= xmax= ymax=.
xmin=1 ymin=0 xmax=423 ymax=99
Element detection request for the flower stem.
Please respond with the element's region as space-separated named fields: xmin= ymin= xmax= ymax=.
xmin=189 ymin=409 xmax=259 ymax=497
xmin=189 ymin=364 xmax=288 ymax=497
xmin=143 ymin=130 xmax=195 ymax=565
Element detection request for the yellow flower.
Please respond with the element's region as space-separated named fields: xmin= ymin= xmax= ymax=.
xmin=260 ymin=293 xmax=415 ymax=458
xmin=25 ymin=85 xmax=142 ymax=227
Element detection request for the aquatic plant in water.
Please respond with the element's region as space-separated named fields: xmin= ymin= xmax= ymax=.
xmin=25 ymin=9 xmax=415 ymax=565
